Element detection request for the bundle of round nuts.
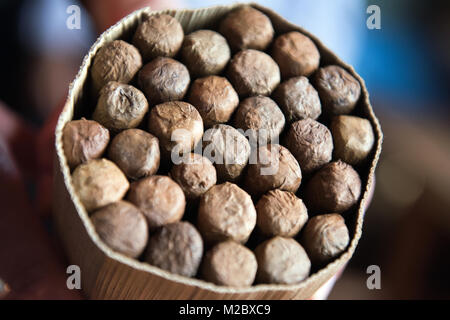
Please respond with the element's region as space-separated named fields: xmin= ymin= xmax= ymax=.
xmin=63 ymin=6 xmax=375 ymax=287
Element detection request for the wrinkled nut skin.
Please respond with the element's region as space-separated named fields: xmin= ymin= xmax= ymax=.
xmin=256 ymin=190 xmax=308 ymax=237
xmin=170 ymin=153 xmax=217 ymax=199
xmin=197 ymin=182 xmax=257 ymax=244
xmin=148 ymin=101 xmax=203 ymax=156
xmin=245 ymin=144 xmax=302 ymax=196
xmin=132 ymin=14 xmax=184 ymax=60
xmin=91 ymin=201 xmax=148 ymax=258
xmin=285 ymin=118 xmax=333 ymax=174
xmin=305 ymin=160 xmax=362 ymax=213
xmin=202 ymin=240 xmax=257 ymax=287
xmin=147 ymin=101 xmax=204 ymax=156
xmin=93 ymin=81 xmax=149 ymax=132
xmin=202 ymin=124 xmax=251 ymax=182
xmin=219 ymin=6 xmax=274 ymax=52
xmin=227 ymin=49 xmax=280 ymax=97
xmin=63 ymin=119 xmax=110 ymax=170
xmin=91 ymin=40 xmax=142 ymax=93
xmin=145 ymin=222 xmax=203 ymax=277
xmin=181 ymin=30 xmax=231 ymax=77
xmin=138 ymin=57 xmax=190 ymax=105
xmin=188 ymin=76 xmax=239 ymax=128
xmin=233 ymin=96 xmax=286 ymax=146
xmin=301 ymin=214 xmax=350 ymax=265
xmin=273 ymin=76 xmax=322 ymax=122
xmin=255 ymin=236 xmax=311 ymax=284
xmin=108 ymin=129 xmax=160 ymax=180
xmin=127 ymin=175 xmax=186 ymax=229
xmin=272 ymin=31 xmax=320 ymax=78
xmin=72 ymin=159 xmax=129 ymax=212
xmin=331 ymin=115 xmax=375 ymax=165
xmin=314 ymin=65 xmax=361 ymax=116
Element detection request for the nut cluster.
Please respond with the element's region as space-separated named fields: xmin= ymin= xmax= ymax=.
xmin=63 ymin=6 xmax=374 ymax=288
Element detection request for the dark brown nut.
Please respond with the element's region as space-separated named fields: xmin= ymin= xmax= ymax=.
xmin=305 ymin=160 xmax=361 ymax=213
xmin=181 ymin=30 xmax=231 ymax=77
xmin=255 ymin=236 xmax=311 ymax=284
xmin=271 ymin=31 xmax=320 ymax=78
xmin=197 ymin=182 xmax=256 ymax=244
xmin=245 ymin=144 xmax=302 ymax=196
xmin=138 ymin=57 xmax=190 ymax=105
xmin=132 ymin=14 xmax=184 ymax=60
xmin=301 ymin=213 xmax=350 ymax=265
xmin=108 ymin=129 xmax=160 ymax=180
xmin=202 ymin=124 xmax=251 ymax=182
xmin=63 ymin=119 xmax=109 ymax=170
xmin=331 ymin=115 xmax=375 ymax=165
xmin=91 ymin=40 xmax=142 ymax=93
xmin=273 ymin=76 xmax=321 ymax=122
xmin=93 ymin=81 xmax=148 ymax=132
xmin=256 ymin=190 xmax=308 ymax=237
xmin=145 ymin=222 xmax=203 ymax=277
xmin=202 ymin=240 xmax=257 ymax=287
xmin=127 ymin=175 xmax=186 ymax=229
xmin=284 ymin=118 xmax=333 ymax=174
xmin=227 ymin=49 xmax=280 ymax=97
xmin=188 ymin=76 xmax=239 ymax=128
xmin=233 ymin=96 xmax=285 ymax=146
xmin=72 ymin=159 xmax=129 ymax=212
xmin=91 ymin=201 xmax=148 ymax=258
xmin=170 ymin=153 xmax=217 ymax=199
xmin=314 ymin=65 xmax=361 ymax=116
xmin=219 ymin=6 xmax=274 ymax=52
xmin=148 ymin=101 xmax=203 ymax=156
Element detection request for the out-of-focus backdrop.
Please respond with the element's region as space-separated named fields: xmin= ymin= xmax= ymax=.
xmin=0 ymin=0 xmax=449 ymax=299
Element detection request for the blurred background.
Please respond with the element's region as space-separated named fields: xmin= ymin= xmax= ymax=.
xmin=0 ymin=0 xmax=449 ymax=299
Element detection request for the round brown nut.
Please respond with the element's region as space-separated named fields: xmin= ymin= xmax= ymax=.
xmin=170 ymin=153 xmax=217 ymax=199
xmin=301 ymin=213 xmax=350 ymax=265
xmin=272 ymin=31 xmax=320 ymax=78
xmin=132 ymin=14 xmax=184 ymax=60
xmin=273 ymin=76 xmax=322 ymax=122
xmin=284 ymin=118 xmax=333 ymax=174
xmin=188 ymin=76 xmax=239 ymax=128
xmin=233 ymin=96 xmax=285 ymax=146
xmin=91 ymin=40 xmax=142 ymax=93
xmin=202 ymin=240 xmax=257 ymax=287
xmin=181 ymin=30 xmax=231 ymax=77
xmin=93 ymin=81 xmax=148 ymax=132
xmin=219 ymin=6 xmax=274 ymax=52
xmin=202 ymin=124 xmax=251 ymax=182
xmin=227 ymin=49 xmax=280 ymax=97
xmin=245 ymin=144 xmax=302 ymax=196
xmin=108 ymin=129 xmax=160 ymax=180
xmin=305 ymin=160 xmax=362 ymax=213
xmin=256 ymin=190 xmax=308 ymax=237
xmin=91 ymin=201 xmax=148 ymax=258
xmin=197 ymin=182 xmax=256 ymax=244
xmin=127 ymin=175 xmax=186 ymax=229
xmin=255 ymin=236 xmax=311 ymax=284
xmin=63 ymin=119 xmax=110 ymax=170
xmin=145 ymin=222 xmax=203 ymax=277
xmin=148 ymin=101 xmax=203 ymax=157
xmin=72 ymin=159 xmax=129 ymax=212
xmin=314 ymin=65 xmax=361 ymax=116
xmin=331 ymin=115 xmax=375 ymax=166
xmin=138 ymin=57 xmax=190 ymax=105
